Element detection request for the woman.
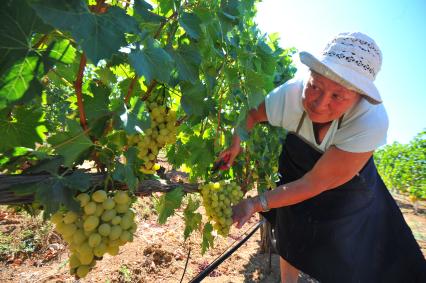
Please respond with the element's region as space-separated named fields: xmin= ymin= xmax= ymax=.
xmin=219 ymin=32 xmax=426 ymax=282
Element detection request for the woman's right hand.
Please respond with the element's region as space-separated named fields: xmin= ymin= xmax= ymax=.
xmin=217 ymin=143 xmax=242 ymax=170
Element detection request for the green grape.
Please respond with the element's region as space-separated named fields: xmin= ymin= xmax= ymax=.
xmin=69 ymin=254 xmax=80 ymax=269
xmin=129 ymin=223 xmax=137 ymax=233
xmin=111 ymin=216 xmax=121 ymax=225
xmin=115 ymin=203 xmax=129 ymax=214
xmin=94 ymin=204 xmax=104 ymax=217
xmin=102 ymin=198 xmax=115 ymax=210
xmin=63 ymin=211 xmax=78 ymax=224
xmin=83 ymin=215 xmax=99 ymax=232
xmin=120 ymin=231 xmax=132 ymax=242
xmin=120 ymin=215 xmax=132 ymax=230
xmin=50 ymin=211 xmax=63 ymax=224
xmin=53 ymin=189 xmax=137 ymax=279
xmin=84 ymin=202 xmax=97 ymax=215
xmin=92 ymin=190 xmax=107 ymax=203
xmin=200 ymin=181 xmax=243 ymax=237
xmin=77 ymin=193 xmax=90 ymax=207
xmin=76 ymin=265 xmax=90 ymax=278
xmin=55 ymin=221 xmax=66 ymax=234
xmin=109 ymin=225 xmax=122 ymax=240
xmin=79 ymin=251 xmax=94 ymax=265
xmin=101 ymin=209 xmax=116 ymax=222
xmin=73 ymin=229 xmax=87 ymax=245
xmin=77 ymin=242 xmax=92 ymax=255
xmin=106 ymin=245 xmax=119 ymax=256
xmin=84 ymin=229 xmax=93 ymax=237
xmin=108 ymin=239 xmax=121 ymax=247
xmin=98 ymin=223 xmax=111 ymax=237
xmin=114 ymin=191 xmax=130 ymax=205
xmin=88 ymin=233 xmax=102 ymax=248
xmin=93 ymin=242 xmax=107 ymax=257
xmin=62 ymin=223 xmax=77 ymax=238
xmin=124 ymin=210 xmax=135 ymax=219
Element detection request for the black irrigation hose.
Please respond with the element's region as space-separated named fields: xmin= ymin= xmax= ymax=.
xmin=188 ymin=220 xmax=265 ymax=283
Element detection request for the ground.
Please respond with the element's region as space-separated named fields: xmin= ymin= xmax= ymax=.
xmin=0 ymin=186 xmax=424 ymax=283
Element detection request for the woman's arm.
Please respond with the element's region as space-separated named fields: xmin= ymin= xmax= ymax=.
xmin=218 ymin=102 xmax=268 ymax=169
xmin=233 ymin=146 xmax=373 ymax=228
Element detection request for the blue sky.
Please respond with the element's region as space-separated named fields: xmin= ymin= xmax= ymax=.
xmin=254 ymin=0 xmax=426 ymax=145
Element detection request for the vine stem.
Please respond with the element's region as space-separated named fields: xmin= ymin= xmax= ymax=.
xmin=154 ymin=11 xmax=178 ymax=39
xmin=141 ymin=80 xmax=158 ymax=101
xmin=90 ymin=0 xmax=108 ymax=14
xmin=75 ymin=53 xmax=88 ymax=131
xmin=32 ymin=34 xmax=49 ymax=49
xmin=124 ymin=76 xmax=137 ymax=105
xmin=180 ymin=247 xmax=191 ymax=283
xmin=215 ymin=90 xmax=224 ymax=147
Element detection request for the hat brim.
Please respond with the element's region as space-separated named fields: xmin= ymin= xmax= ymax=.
xmin=299 ymin=51 xmax=382 ymax=104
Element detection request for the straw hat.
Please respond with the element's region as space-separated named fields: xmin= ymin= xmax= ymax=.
xmin=300 ymin=32 xmax=383 ymax=104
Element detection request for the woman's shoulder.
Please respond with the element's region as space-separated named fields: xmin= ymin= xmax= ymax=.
xmin=268 ymin=77 xmax=305 ymax=97
xmin=265 ymin=77 xmax=305 ymax=129
xmin=343 ymin=99 xmax=388 ymax=128
xmin=334 ymin=99 xmax=389 ymax=152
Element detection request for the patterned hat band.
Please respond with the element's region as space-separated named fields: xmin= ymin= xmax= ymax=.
xmin=300 ymin=32 xmax=383 ymax=104
xmin=322 ymin=36 xmax=382 ymax=80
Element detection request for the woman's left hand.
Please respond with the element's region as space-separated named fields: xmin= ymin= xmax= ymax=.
xmin=232 ymin=198 xmax=256 ymax=229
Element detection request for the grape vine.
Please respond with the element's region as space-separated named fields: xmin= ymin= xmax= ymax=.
xmin=0 ymin=0 xmax=296 ymax=272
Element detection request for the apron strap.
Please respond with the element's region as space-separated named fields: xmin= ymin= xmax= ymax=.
xmin=296 ymin=111 xmax=306 ymax=134
xmin=338 ymin=115 xmax=344 ymax=130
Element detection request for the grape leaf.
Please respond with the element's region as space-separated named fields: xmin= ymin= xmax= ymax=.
xmin=167 ymin=45 xmax=201 ymax=84
xmin=0 ymin=107 xmax=44 ymax=152
xmin=128 ymin=38 xmax=174 ymax=83
xmin=180 ymin=82 xmax=210 ymax=117
xmin=156 ymin=186 xmax=184 ymax=224
xmin=32 ymin=0 xmax=139 ymax=63
xmin=0 ymin=0 xmax=51 ymax=76
xmin=84 ymin=83 xmax=111 ymax=137
xmin=0 ymin=56 xmax=42 ymax=110
xmin=119 ymin=77 xmax=141 ymax=100
xmin=97 ymin=67 xmax=117 ymax=86
xmin=235 ymin=107 xmax=249 ymax=142
xmin=256 ymin=40 xmax=276 ymax=76
xmin=63 ymin=170 xmax=91 ymax=191
xmin=245 ymin=69 xmax=269 ymax=109
xmin=178 ymin=12 xmax=202 ymax=40
xmin=10 ymin=171 xmax=89 ymax=217
xmin=112 ymin=147 xmax=139 ymax=191
xmin=49 ymin=39 xmax=76 ymax=64
xmin=134 ymin=0 xmax=166 ymax=23
xmin=24 ymin=156 xmax=64 ymax=175
xmin=115 ymin=100 xmax=150 ymax=135
xmin=201 ymin=222 xmax=214 ymax=254
xmin=185 ymin=136 xmax=215 ymax=175
xmin=47 ymin=119 xmax=93 ymax=167
xmin=183 ymin=197 xmax=202 ymax=239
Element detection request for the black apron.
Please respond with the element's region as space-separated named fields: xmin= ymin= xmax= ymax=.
xmin=262 ymin=113 xmax=426 ymax=283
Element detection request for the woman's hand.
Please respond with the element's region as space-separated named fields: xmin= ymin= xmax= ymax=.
xmin=232 ymin=198 xmax=256 ymax=229
xmin=217 ymin=143 xmax=242 ymax=170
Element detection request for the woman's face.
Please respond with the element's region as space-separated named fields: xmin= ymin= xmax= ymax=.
xmin=302 ymin=72 xmax=361 ymax=123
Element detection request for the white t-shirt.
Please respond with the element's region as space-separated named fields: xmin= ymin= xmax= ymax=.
xmin=265 ymin=77 xmax=389 ymax=153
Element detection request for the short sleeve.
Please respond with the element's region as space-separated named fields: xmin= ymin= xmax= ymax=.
xmin=265 ymin=84 xmax=286 ymax=127
xmin=334 ymin=101 xmax=389 ymax=153
xmin=265 ymin=78 xmax=304 ymax=130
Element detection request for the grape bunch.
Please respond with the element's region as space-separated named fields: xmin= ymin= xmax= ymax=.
xmin=200 ymin=181 xmax=244 ymax=236
xmin=127 ymin=103 xmax=178 ymax=174
xmin=50 ymin=190 xmax=136 ymax=278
